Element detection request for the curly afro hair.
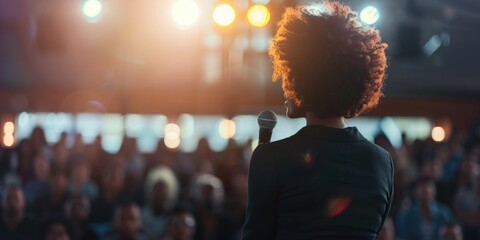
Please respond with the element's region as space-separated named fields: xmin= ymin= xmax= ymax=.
xmin=269 ymin=1 xmax=388 ymax=118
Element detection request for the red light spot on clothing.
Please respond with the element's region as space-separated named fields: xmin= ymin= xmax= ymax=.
xmin=327 ymin=196 xmax=351 ymax=217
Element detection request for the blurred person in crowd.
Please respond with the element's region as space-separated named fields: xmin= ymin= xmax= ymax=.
xmin=163 ymin=206 xmax=196 ymax=240
xmin=397 ymin=177 xmax=452 ymax=240
xmin=102 ymin=201 xmax=152 ymax=240
xmin=52 ymin=132 xmax=70 ymax=170
xmin=84 ymin=135 xmax=109 ymax=184
xmin=41 ymin=218 xmax=73 ymax=240
xmin=24 ymin=151 xmax=51 ymax=204
xmin=421 ymin=154 xmax=456 ymax=206
xmin=439 ymin=222 xmax=463 ymax=240
xmin=0 ymin=185 xmax=38 ymax=240
xmin=70 ymin=133 xmax=85 ymax=158
xmin=64 ymin=194 xmax=98 ymax=240
xmin=190 ymin=173 xmax=236 ymax=240
xmin=16 ymin=138 xmax=35 ymax=183
xmin=224 ymin=168 xmax=249 ymax=235
xmin=453 ymin=153 xmax=480 ymax=240
xmin=142 ymin=166 xmax=179 ymax=239
xmin=216 ymin=140 xmax=243 ymax=195
xmin=31 ymin=126 xmax=49 ymax=154
xmin=243 ymin=1 xmax=392 ymax=239
xmin=90 ymin=161 xmax=126 ymax=225
xmin=119 ymin=138 xmax=146 ymax=205
xmin=378 ymin=217 xmax=396 ymax=240
xmin=441 ymin=131 xmax=467 ymax=183
xmin=375 ymin=133 xmax=411 ymax=219
xmin=67 ymin=159 xmax=99 ymax=200
xmin=34 ymin=167 xmax=69 ymax=220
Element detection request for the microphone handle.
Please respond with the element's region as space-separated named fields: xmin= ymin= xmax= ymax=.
xmin=259 ymin=127 xmax=273 ymax=145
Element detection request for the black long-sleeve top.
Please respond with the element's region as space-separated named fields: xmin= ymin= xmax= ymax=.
xmin=242 ymin=125 xmax=394 ymax=240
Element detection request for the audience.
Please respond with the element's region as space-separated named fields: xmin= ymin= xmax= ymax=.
xmin=1 ymin=119 xmax=480 ymax=240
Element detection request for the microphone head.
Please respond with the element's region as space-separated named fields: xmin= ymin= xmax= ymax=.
xmin=257 ymin=110 xmax=278 ymax=130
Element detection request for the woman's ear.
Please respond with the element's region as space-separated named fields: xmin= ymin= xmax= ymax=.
xmin=285 ymin=99 xmax=306 ymax=118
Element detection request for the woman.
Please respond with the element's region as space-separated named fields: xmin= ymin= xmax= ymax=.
xmin=242 ymin=1 xmax=392 ymax=240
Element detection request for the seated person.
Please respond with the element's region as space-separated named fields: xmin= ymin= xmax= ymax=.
xmin=102 ymin=201 xmax=152 ymax=240
xmin=397 ymin=177 xmax=452 ymax=240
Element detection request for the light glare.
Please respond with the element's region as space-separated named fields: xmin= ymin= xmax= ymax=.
xmin=247 ymin=5 xmax=270 ymax=27
xmin=359 ymin=6 xmax=380 ymax=25
xmin=219 ymin=119 xmax=236 ymax=139
xmin=213 ymin=4 xmax=236 ymax=27
xmin=172 ymin=0 xmax=200 ymax=28
xmin=4 ymin=121 xmax=15 ymax=134
xmin=83 ymin=0 xmax=103 ymax=18
xmin=3 ymin=134 xmax=14 ymax=147
xmin=431 ymin=126 xmax=446 ymax=142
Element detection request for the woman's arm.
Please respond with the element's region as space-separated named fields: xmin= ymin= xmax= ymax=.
xmin=242 ymin=145 xmax=278 ymax=240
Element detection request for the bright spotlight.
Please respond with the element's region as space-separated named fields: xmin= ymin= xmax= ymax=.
xmin=219 ymin=119 xmax=236 ymax=139
xmin=359 ymin=6 xmax=380 ymax=25
xmin=247 ymin=5 xmax=270 ymax=27
xmin=83 ymin=0 xmax=103 ymax=19
xmin=172 ymin=0 xmax=200 ymax=28
xmin=213 ymin=4 xmax=236 ymax=27
xmin=431 ymin=126 xmax=446 ymax=142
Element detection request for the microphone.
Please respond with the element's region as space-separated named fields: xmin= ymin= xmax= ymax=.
xmin=257 ymin=110 xmax=277 ymax=145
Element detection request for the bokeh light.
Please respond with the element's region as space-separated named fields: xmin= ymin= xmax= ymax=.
xmin=82 ymin=0 xmax=103 ymax=18
xmin=3 ymin=134 xmax=14 ymax=147
xmin=359 ymin=6 xmax=380 ymax=25
xmin=213 ymin=4 xmax=236 ymax=27
xmin=172 ymin=0 xmax=200 ymax=28
xmin=247 ymin=5 xmax=270 ymax=27
xmin=164 ymin=123 xmax=181 ymax=149
xmin=219 ymin=119 xmax=236 ymax=139
xmin=431 ymin=126 xmax=446 ymax=142
xmin=3 ymin=121 xmax=15 ymax=134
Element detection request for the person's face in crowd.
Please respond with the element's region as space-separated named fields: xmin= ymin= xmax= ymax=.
xmin=50 ymin=173 xmax=67 ymax=194
xmin=53 ymin=146 xmax=69 ymax=166
xmin=115 ymin=205 xmax=141 ymax=239
xmin=422 ymin=159 xmax=443 ymax=181
xmin=34 ymin=153 xmax=50 ymax=180
xmin=45 ymin=223 xmax=70 ymax=240
xmin=102 ymin=167 xmax=125 ymax=193
xmin=416 ymin=181 xmax=436 ymax=204
xmin=169 ymin=212 xmax=196 ymax=240
xmin=461 ymin=155 xmax=479 ymax=179
xmin=2 ymin=188 xmax=25 ymax=219
xmin=66 ymin=196 xmax=90 ymax=221
xmin=72 ymin=163 xmax=90 ymax=184
xmin=378 ymin=218 xmax=395 ymax=240
xmin=152 ymin=181 xmax=169 ymax=213
xmin=439 ymin=225 xmax=463 ymax=240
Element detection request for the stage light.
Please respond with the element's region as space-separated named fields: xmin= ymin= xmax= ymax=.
xmin=247 ymin=5 xmax=270 ymax=27
xmin=431 ymin=126 xmax=446 ymax=142
xmin=83 ymin=0 xmax=103 ymax=19
xmin=213 ymin=4 xmax=236 ymax=27
xmin=219 ymin=119 xmax=236 ymax=139
xmin=359 ymin=6 xmax=380 ymax=25
xmin=172 ymin=0 xmax=200 ymax=28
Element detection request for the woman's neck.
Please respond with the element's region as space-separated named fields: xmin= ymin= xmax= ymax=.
xmin=306 ymin=113 xmax=347 ymax=129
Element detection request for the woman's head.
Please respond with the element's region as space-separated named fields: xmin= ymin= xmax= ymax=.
xmin=270 ymin=1 xmax=388 ymax=118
